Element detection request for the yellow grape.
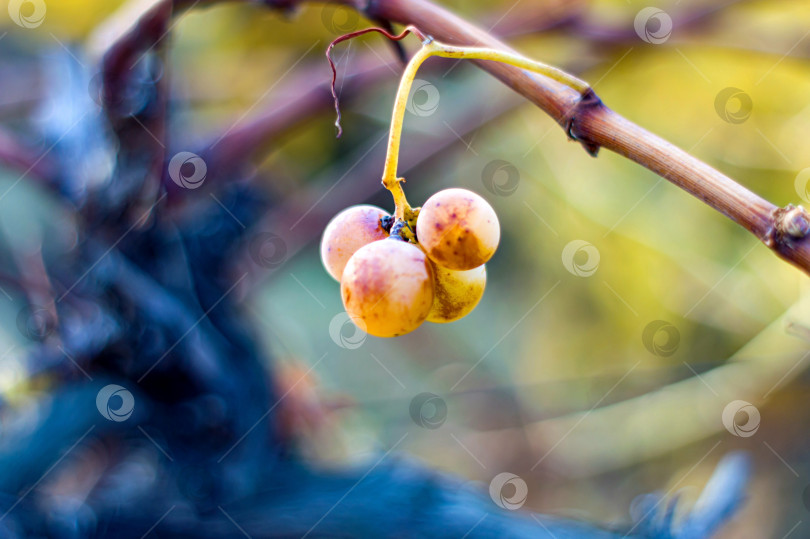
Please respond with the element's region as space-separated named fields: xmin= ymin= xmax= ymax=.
xmin=320 ymin=205 xmax=390 ymax=281
xmin=341 ymin=239 xmax=434 ymax=338
xmin=427 ymin=263 xmax=486 ymax=323
xmin=416 ymin=188 xmax=500 ymax=270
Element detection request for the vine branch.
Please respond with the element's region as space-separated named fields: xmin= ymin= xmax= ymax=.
xmin=104 ymin=0 xmax=810 ymax=275
xmin=305 ymin=0 xmax=810 ymax=275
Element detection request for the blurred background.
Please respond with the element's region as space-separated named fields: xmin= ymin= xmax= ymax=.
xmin=0 ymin=0 xmax=809 ymax=536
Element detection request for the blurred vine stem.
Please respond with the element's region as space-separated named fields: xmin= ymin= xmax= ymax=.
xmin=93 ymin=0 xmax=810 ymax=276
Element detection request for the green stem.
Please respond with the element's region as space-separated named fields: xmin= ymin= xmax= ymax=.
xmin=382 ymin=40 xmax=591 ymax=222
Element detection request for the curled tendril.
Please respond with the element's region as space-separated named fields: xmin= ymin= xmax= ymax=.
xmin=326 ymin=25 xmax=427 ymax=138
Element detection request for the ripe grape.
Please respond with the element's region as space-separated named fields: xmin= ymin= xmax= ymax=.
xmin=341 ymin=239 xmax=434 ymax=337
xmin=427 ymin=263 xmax=486 ymax=323
xmin=321 ymin=205 xmax=390 ymax=281
xmin=416 ymin=188 xmax=500 ymax=271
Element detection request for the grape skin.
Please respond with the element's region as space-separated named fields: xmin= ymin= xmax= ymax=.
xmin=416 ymin=188 xmax=500 ymax=271
xmin=427 ymin=263 xmax=486 ymax=323
xmin=321 ymin=205 xmax=390 ymax=282
xmin=341 ymin=239 xmax=434 ymax=338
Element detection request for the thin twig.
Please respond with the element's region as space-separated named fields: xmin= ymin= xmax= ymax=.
xmin=326 ymin=26 xmax=425 ymax=137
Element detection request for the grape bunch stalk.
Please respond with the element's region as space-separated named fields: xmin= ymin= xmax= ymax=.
xmin=320 ymin=26 xmax=590 ymax=338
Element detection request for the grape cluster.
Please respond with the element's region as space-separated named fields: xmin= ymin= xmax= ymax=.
xmin=320 ymin=188 xmax=499 ymax=337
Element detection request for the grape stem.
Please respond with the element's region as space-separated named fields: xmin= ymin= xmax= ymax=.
xmin=380 ymin=33 xmax=591 ymax=232
xmin=328 ymin=27 xmax=590 ymax=236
